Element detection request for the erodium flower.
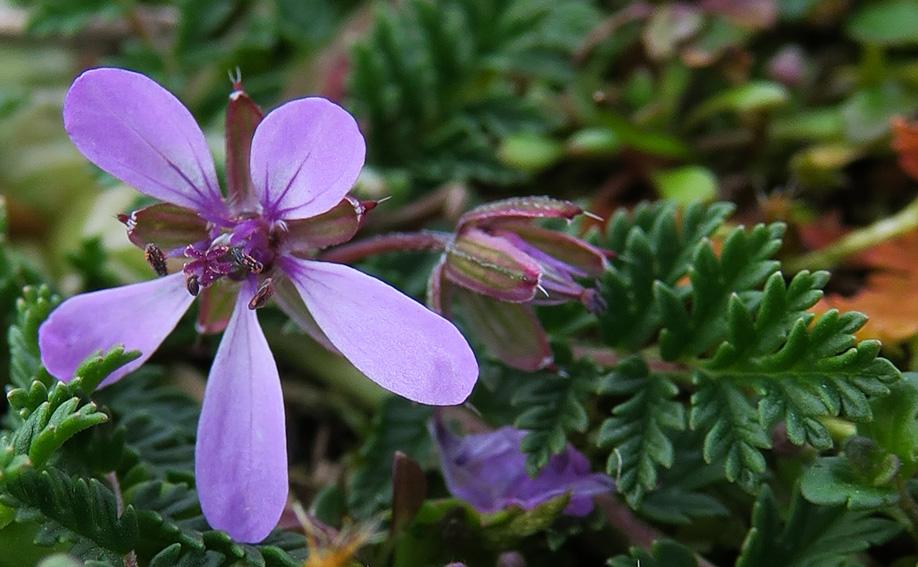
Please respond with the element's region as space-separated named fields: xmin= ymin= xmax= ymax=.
xmin=428 ymin=197 xmax=608 ymax=371
xmin=432 ymin=419 xmax=613 ymax=516
xmin=38 ymin=68 xmax=478 ymax=543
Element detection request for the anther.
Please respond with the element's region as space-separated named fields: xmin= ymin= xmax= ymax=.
xmin=248 ymin=278 xmax=274 ymax=310
xmin=230 ymin=247 xmax=264 ymax=274
xmin=144 ymin=243 xmax=168 ymax=277
xmin=185 ymin=273 xmax=200 ymax=297
xmin=581 ymin=288 xmax=607 ymax=315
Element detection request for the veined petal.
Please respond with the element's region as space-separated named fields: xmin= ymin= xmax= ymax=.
xmin=444 ymin=228 xmax=540 ymax=302
xmin=39 ymin=273 xmax=194 ymax=386
xmin=196 ymin=284 xmax=287 ymax=543
xmin=281 ymin=257 xmax=478 ymax=405
xmin=250 ymin=97 xmax=365 ymax=221
xmin=495 ymin=222 xmax=608 ymax=278
xmin=272 ymin=276 xmax=340 ymax=354
xmin=64 ymin=68 xmax=227 ymax=220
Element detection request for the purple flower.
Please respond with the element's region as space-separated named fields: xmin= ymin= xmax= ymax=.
xmin=428 ymin=197 xmax=608 ymax=371
xmin=38 ymin=68 xmax=478 ymax=543
xmin=432 ymin=420 xmax=613 ymax=516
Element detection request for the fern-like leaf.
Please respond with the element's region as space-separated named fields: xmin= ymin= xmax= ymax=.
xmin=7 ymin=285 xmax=57 ymax=391
xmin=598 ymin=356 xmax=685 ymax=506
xmin=599 ymin=201 xmax=734 ymax=349
xmin=349 ymin=0 xmax=597 ymax=186
xmin=513 ymin=355 xmax=597 ymax=475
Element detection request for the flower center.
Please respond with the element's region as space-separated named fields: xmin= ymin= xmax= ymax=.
xmin=176 ymin=217 xmax=284 ymax=298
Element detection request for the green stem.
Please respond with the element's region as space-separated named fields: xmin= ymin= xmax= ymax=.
xmin=784 ymin=196 xmax=918 ymax=273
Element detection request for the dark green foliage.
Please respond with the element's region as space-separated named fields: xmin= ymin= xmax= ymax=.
xmin=689 ymin=376 xmax=771 ymax=492
xmin=597 ymin=204 xmax=900 ymax=494
xmin=607 ymin=539 xmax=699 ymax=567
xmin=735 ymin=485 xmax=901 ymax=567
xmin=5 ymin=467 xmax=138 ymax=557
xmin=348 ymin=0 xmax=598 ymax=186
xmin=598 ymin=357 xmax=685 ymax=507
xmin=599 ymin=201 xmax=735 ymax=350
xmin=655 ymin=222 xmax=784 ymax=360
xmin=0 ymin=200 xmax=43 ymax=384
xmin=65 ymin=237 xmax=121 ymax=293
xmin=347 ymin=396 xmax=434 ymax=519
xmin=513 ymin=353 xmax=598 ymax=475
xmin=96 ymin=372 xmax=200 ymax=481
xmin=8 ymin=285 xmax=57 ymax=391
xmin=637 ymin=431 xmax=729 ymax=525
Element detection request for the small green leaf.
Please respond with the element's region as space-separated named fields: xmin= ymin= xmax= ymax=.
xmin=801 ymin=456 xmax=899 ymax=510
xmin=848 ymin=0 xmax=918 ymax=46
xmin=689 ymin=81 xmax=789 ymax=125
xmin=651 ymin=166 xmax=718 ymax=205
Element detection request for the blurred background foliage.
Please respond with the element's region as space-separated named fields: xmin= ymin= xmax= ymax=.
xmin=5 ymin=0 xmax=918 ymax=284
xmin=5 ymin=0 xmax=918 ymax=565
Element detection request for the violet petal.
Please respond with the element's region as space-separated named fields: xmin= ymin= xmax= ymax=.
xmin=250 ymin=97 xmax=365 ymax=222
xmin=195 ymin=284 xmax=288 ymax=543
xmin=281 ymin=257 xmax=478 ymax=405
xmin=63 ymin=68 xmax=227 ymax=220
xmin=433 ymin=422 xmax=614 ymax=516
xmin=39 ymin=273 xmax=194 ymax=386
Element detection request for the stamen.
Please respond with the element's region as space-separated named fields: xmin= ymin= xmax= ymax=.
xmin=536 ymin=283 xmax=550 ymax=298
xmin=230 ymin=247 xmax=264 ymax=273
xmin=144 ymin=243 xmax=168 ymax=277
xmin=185 ymin=273 xmax=200 ymax=297
xmin=248 ymin=278 xmax=274 ymax=310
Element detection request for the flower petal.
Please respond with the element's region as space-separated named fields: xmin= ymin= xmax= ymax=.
xmin=250 ymin=97 xmax=365 ymax=221
xmin=39 ymin=273 xmax=194 ymax=386
xmin=495 ymin=222 xmax=608 ymax=278
xmin=272 ymin=277 xmax=340 ymax=354
xmin=64 ymin=68 xmax=226 ymax=220
xmin=281 ymin=257 xmax=478 ymax=405
xmin=433 ymin=422 xmax=614 ymax=516
xmin=195 ymin=285 xmax=287 ymax=543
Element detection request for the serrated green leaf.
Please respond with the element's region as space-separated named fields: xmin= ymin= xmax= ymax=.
xmin=598 ymin=357 xmax=684 ymax=506
xmin=512 ymin=356 xmax=597 ymax=475
xmin=736 ymin=485 xmax=901 ymax=567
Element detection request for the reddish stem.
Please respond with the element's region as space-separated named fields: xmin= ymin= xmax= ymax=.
xmin=319 ymin=231 xmax=451 ymax=264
